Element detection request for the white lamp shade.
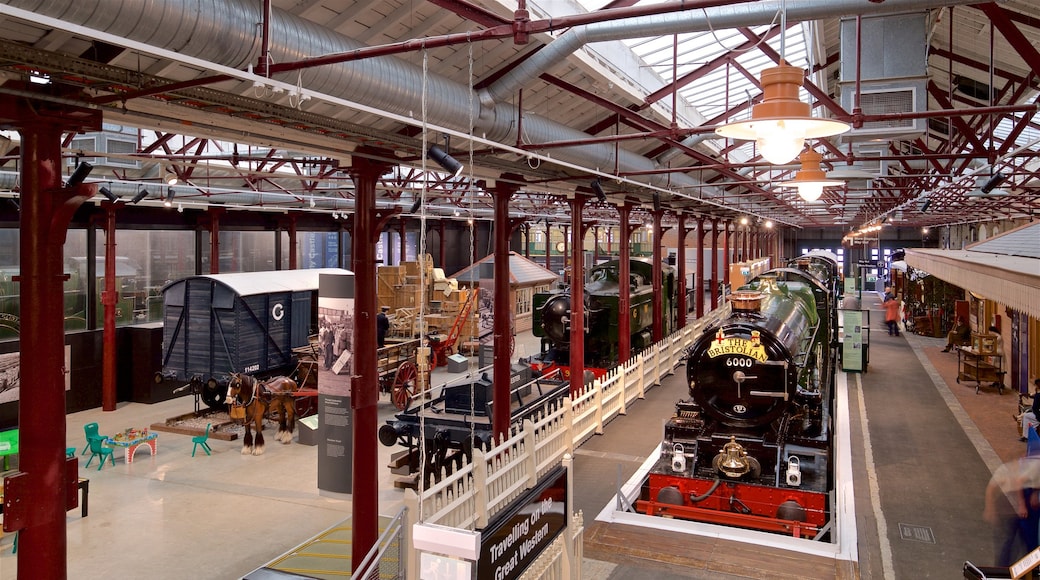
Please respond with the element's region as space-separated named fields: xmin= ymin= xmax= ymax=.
xmin=796 ymin=182 xmax=824 ymax=202
xmin=755 ymin=120 xmax=806 ymax=165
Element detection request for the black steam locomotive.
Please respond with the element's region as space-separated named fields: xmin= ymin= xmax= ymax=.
xmin=531 ymin=258 xmax=677 ymax=376
xmin=638 ymin=253 xmax=841 ymax=538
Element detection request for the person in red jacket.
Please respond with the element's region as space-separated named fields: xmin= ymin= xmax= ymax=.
xmin=883 ymin=293 xmax=902 ymax=336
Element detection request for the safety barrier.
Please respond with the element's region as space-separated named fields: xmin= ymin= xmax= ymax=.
xmin=399 ymin=305 xmax=730 ymax=579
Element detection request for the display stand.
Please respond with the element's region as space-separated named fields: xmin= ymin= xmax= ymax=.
xmin=956 ymin=348 xmax=1004 ymax=394
xmin=839 ymin=309 xmax=869 ymax=372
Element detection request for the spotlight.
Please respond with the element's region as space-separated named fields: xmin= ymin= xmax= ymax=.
xmin=590 ymin=180 xmax=607 ymax=203
xmin=99 ymin=186 xmax=119 ymax=203
xmin=652 ymin=192 xmax=661 ymax=213
xmin=131 ymin=187 xmax=150 ymax=204
xmin=980 ymin=171 xmax=1006 ymax=193
xmin=427 ymin=145 xmax=464 ymax=177
xmin=164 ymin=188 xmax=175 ymax=207
xmin=165 ymin=165 xmax=178 ymax=186
xmin=409 ymin=197 xmax=422 ymax=214
xmin=920 ymin=199 xmax=931 ymax=213
xmin=309 ymin=198 xmax=316 ymax=208
xmin=177 ymin=203 xmax=184 ymax=213
xmin=67 ymin=161 xmax=93 ymax=187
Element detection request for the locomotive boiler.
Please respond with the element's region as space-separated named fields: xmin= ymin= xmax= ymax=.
xmin=638 ymin=253 xmax=840 ymax=538
xmin=531 ymin=258 xmax=677 ymax=374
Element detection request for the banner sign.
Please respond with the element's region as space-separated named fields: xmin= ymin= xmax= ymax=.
xmin=477 ymin=467 xmax=567 ymax=580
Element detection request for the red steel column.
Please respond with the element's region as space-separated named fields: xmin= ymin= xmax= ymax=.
xmin=348 ymin=153 xmax=393 ymax=570
xmin=208 ymin=208 xmax=221 ymax=274
xmin=438 ymin=220 xmax=446 ymax=268
xmin=12 ymin=111 xmax=98 ymax=579
xmin=593 ymin=225 xmax=600 ymax=264
xmin=710 ymin=218 xmax=720 ymax=310
xmin=544 ymin=222 xmax=552 ymax=271
xmin=651 ymin=210 xmax=664 ymax=342
xmin=562 ymin=225 xmax=570 ymax=283
xmin=288 ymin=217 xmax=298 ymax=270
xmin=492 ymin=179 xmax=519 ymax=439
xmin=568 ymin=197 xmax=586 ymax=395
xmin=723 ymin=220 xmax=731 ymax=287
xmin=617 ymin=203 xmax=634 ymax=363
xmin=695 ymin=217 xmax=705 ymax=318
xmin=524 ymin=223 xmax=531 ymax=259
xmin=102 ymin=206 xmax=118 ymax=411
xmin=399 ymin=220 xmax=407 ymax=264
xmin=676 ymin=214 xmax=687 ymax=329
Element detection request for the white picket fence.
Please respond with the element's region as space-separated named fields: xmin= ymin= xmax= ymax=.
xmin=403 ymin=306 xmax=729 ymax=579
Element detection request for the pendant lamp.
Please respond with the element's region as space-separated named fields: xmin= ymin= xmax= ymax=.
xmin=779 ymin=148 xmax=842 ymax=202
xmin=716 ymin=62 xmax=850 ymax=165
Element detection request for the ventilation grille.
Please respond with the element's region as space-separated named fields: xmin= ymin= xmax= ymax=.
xmin=859 ymin=89 xmax=916 ymax=131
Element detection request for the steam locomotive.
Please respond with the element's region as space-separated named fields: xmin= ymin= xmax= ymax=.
xmin=531 ymin=258 xmax=677 ymax=376
xmin=638 ymin=252 xmax=841 ymax=538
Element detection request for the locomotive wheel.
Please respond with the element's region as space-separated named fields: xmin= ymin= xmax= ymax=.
xmin=392 ymin=361 xmax=418 ymax=411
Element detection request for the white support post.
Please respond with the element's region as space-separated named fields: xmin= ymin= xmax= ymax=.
xmin=632 ymin=355 xmax=640 ymax=399
xmin=524 ymin=419 xmax=538 ymax=488
xmin=564 ymin=396 xmax=575 ymax=457
xmin=403 ymin=488 xmax=420 ymax=580
xmin=618 ymin=366 xmax=627 ymax=415
xmin=473 ymin=448 xmax=489 ymax=529
xmin=562 ymin=453 xmax=576 ymax=578
xmin=593 ymin=379 xmax=604 ymax=435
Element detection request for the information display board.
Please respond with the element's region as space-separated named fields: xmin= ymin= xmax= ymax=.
xmin=840 ymin=309 xmax=869 ymax=372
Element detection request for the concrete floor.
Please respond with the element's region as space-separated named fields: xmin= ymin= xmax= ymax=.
xmin=0 ymin=312 xmax=1028 ymax=579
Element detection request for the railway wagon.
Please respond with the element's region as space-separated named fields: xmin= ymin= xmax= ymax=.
xmin=160 ymin=268 xmax=351 ymax=408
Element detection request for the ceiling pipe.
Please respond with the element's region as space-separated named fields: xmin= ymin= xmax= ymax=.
xmin=3 ymin=0 xmax=988 ymax=215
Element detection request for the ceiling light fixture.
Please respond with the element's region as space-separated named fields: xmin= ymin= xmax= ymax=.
xmin=165 ymin=165 xmax=178 ymax=186
xmin=779 ymin=149 xmax=843 ymax=202
xmin=99 ymin=186 xmax=119 ymax=203
xmin=164 ymin=188 xmax=176 ymax=208
xmin=67 ymin=161 xmax=93 ymax=187
xmin=131 ymin=187 xmax=150 ymax=204
xmin=715 ymin=63 xmax=850 ymax=165
xmin=715 ymin=4 xmax=849 ymax=165
xmin=590 ymin=179 xmax=607 ymax=203
xmin=428 ymin=144 xmax=464 ymax=177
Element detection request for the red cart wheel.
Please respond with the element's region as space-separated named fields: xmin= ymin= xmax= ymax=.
xmin=392 ymin=361 xmax=418 ymax=410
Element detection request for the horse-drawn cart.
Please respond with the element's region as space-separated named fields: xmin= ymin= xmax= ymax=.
xmin=378 ymin=338 xmax=424 ymax=410
xmin=290 ymin=336 xmax=422 ymax=410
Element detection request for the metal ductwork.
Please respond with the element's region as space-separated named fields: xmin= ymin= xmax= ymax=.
xmin=1 ymin=0 xmax=987 ymax=204
xmin=0 ymin=172 xmax=356 ymax=210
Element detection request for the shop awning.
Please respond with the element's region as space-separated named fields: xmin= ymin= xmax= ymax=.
xmin=904 ymin=223 xmax=1040 ymax=319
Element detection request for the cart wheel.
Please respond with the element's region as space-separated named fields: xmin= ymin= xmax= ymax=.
xmin=392 ymin=361 xmax=418 ymax=411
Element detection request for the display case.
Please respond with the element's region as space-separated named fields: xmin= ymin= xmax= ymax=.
xmin=971 ymin=332 xmax=1000 ymax=355
xmin=956 ymin=347 xmax=1005 ymax=394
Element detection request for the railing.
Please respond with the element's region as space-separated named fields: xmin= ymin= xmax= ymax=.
xmin=400 ymin=305 xmax=730 ymax=579
xmin=352 ymin=507 xmax=408 ymax=580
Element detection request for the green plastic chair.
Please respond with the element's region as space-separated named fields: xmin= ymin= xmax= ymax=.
xmin=66 ymin=447 xmax=77 ymax=458
xmin=191 ymin=424 xmax=213 ymax=457
xmin=84 ymin=436 xmax=115 ymax=470
xmin=81 ymin=423 xmax=107 ymax=456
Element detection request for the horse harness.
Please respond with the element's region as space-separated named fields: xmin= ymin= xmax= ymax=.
xmin=230 ymin=374 xmax=295 ymax=409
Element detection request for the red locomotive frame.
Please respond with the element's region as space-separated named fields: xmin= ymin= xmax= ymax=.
xmin=638 ymin=472 xmax=828 ymax=538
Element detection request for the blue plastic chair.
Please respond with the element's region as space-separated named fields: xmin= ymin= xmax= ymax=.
xmin=84 ymin=436 xmax=115 ymax=471
xmin=191 ymin=424 xmax=213 ymax=457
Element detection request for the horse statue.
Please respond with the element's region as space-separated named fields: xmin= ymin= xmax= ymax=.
xmin=227 ymin=373 xmax=299 ymax=455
